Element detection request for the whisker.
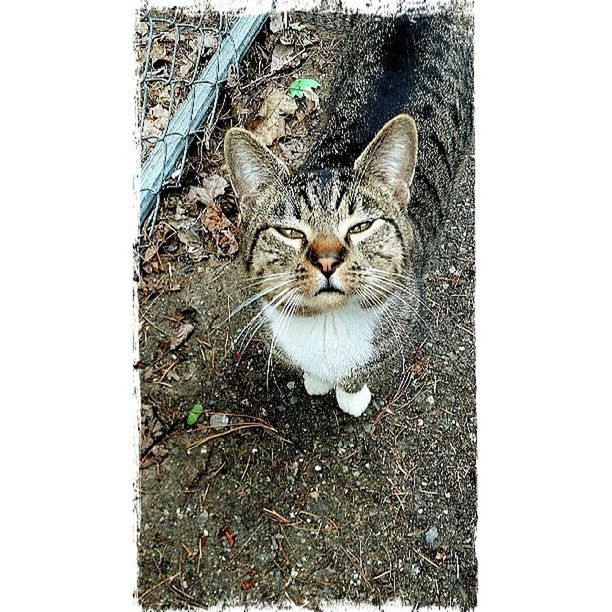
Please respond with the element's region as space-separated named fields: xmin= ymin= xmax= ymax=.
xmin=238 ymin=287 xmax=299 ymax=356
xmin=232 ymin=286 xmax=294 ymax=350
xmin=219 ymin=279 xmax=295 ymax=325
xmin=365 ymin=267 xmax=436 ymax=314
xmin=366 ymin=280 xmax=431 ymax=331
xmin=266 ymin=290 xmax=300 ymax=391
xmin=239 ymin=271 xmax=291 ymax=290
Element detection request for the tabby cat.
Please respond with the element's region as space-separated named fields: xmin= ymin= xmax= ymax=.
xmin=224 ymin=9 xmax=473 ymax=417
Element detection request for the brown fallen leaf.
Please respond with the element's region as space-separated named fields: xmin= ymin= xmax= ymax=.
xmin=303 ymin=88 xmax=320 ymax=112
xmin=271 ymin=43 xmax=297 ymax=73
xmin=202 ymin=32 xmax=219 ymax=50
xmin=170 ymin=320 xmax=195 ymax=350
xmin=140 ymin=444 xmax=169 ymax=469
xmin=172 ymin=220 xmax=209 ymax=262
xmin=201 ymin=202 xmax=239 ymax=256
xmin=269 ymin=13 xmax=285 ymax=33
xmin=247 ymin=88 xmax=298 ymax=146
xmin=142 ymin=103 xmax=169 ymax=140
xmin=151 ymin=40 xmax=172 ymax=66
xmin=186 ymin=175 xmax=228 ymax=207
xmin=221 ymin=526 xmax=235 ymax=547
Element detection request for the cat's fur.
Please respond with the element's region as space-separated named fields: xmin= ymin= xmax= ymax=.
xmin=224 ymin=10 xmax=473 ymax=417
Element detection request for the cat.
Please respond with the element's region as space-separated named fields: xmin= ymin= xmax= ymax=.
xmin=223 ymin=9 xmax=473 ymax=417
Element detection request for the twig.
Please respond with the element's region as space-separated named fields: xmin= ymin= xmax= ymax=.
xmin=187 ymin=422 xmax=278 ymax=450
xmin=227 ymin=521 xmax=266 ymax=566
xmin=156 ymin=358 xmax=179 ymax=383
xmin=373 ymin=569 xmax=392 ymax=581
xmin=263 ymin=507 xmax=292 ymax=524
xmin=138 ymin=572 xmax=180 ymax=602
xmin=412 ymin=547 xmax=440 ymax=569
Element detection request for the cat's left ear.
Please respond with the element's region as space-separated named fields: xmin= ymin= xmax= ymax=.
xmin=354 ymin=114 xmax=418 ymax=201
xmin=224 ymin=127 xmax=289 ymax=205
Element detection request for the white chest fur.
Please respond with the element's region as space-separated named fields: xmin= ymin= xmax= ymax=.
xmin=263 ymin=299 xmax=381 ymax=385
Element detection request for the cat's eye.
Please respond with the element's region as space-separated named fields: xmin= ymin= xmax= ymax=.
xmin=348 ymin=220 xmax=375 ymax=234
xmin=276 ymin=227 xmax=305 ymax=240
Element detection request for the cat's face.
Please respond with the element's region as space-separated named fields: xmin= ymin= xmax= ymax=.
xmin=225 ymin=115 xmax=418 ymax=316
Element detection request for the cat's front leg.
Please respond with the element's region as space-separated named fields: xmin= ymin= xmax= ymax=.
xmin=303 ymin=372 xmax=333 ymax=396
xmin=335 ymin=374 xmax=372 ymax=417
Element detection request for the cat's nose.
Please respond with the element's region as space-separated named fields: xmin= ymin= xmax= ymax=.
xmin=316 ymin=254 xmax=340 ymax=278
xmin=307 ymin=245 xmax=345 ymax=278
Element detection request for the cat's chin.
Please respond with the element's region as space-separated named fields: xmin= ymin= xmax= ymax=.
xmin=299 ymin=292 xmax=349 ymax=315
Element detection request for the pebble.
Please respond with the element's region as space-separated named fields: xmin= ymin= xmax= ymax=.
xmin=287 ymin=381 xmax=296 ymax=390
xmin=197 ymin=510 xmax=209 ymax=528
xmin=209 ymin=414 xmax=229 ymax=429
xmin=425 ymin=525 xmax=439 ymax=545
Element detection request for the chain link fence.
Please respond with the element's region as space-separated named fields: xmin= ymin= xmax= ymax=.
xmin=136 ymin=8 xmax=267 ymax=233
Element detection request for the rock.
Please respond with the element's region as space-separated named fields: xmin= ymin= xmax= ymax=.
xmin=425 ymin=525 xmax=439 ymax=546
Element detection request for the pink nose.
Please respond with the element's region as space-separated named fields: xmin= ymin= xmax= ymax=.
xmin=306 ymin=240 xmax=346 ymax=278
xmin=318 ymin=257 xmax=337 ymax=275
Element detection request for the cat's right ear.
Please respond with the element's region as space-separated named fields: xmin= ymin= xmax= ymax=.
xmin=224 ymin=128 xmax=289 ymax=207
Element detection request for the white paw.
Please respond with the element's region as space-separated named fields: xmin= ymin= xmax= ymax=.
xmin=303 ymin=373 xmax=333 ymax=396
xmin=335 ymin=385 xmax=372 ymax=417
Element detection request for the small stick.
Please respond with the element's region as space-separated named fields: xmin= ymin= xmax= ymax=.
xmin=412 ymin=547 xmax=439 ymax=569
xmin=157 ymin=358 xmax=178 ymax=383
xmin=187 ymin=423 xmax=276 ymax=450
xmin=138 ymin=572 xmax=180 ymax=602
xmin=373 ymin=569 xmax=391 ymax=581
xmin=263 ymin=507 xmax=292 ymax=524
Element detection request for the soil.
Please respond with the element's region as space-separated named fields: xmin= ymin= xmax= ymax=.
xmin=136 ymin=12 xmax=476 ymax=611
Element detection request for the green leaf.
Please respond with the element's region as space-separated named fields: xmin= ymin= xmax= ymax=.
xmin=186 ymin=403 xmax=204 ymax=426
xmin=289 ymin=78 xmax=321 ymax=98
xmin=289 ymin=22 xmax=308 ymax=31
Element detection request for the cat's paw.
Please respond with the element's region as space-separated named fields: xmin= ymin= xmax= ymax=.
xmin=303 ymin=373 xmax=333 ymax=396
xmin=336 ymin=385 xmax=372 ymax=417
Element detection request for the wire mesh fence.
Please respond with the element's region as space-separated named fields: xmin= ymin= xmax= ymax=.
xmin=136 ymin=8 xmax=267 ymax=233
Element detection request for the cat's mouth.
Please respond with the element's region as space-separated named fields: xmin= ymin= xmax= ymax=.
xmin=315 ymin=286 xmax=345 ymax=296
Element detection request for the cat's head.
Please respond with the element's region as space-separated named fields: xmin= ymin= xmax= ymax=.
xmin=224 ymin=114 xmax=419 ymax=316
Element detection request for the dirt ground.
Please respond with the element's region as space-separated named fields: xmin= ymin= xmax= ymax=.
xmin=137 ymin=13 xmax=476 ymax=610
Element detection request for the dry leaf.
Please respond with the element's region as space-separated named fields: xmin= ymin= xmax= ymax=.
xmin=178 ymin=62 xmax=192 ymax=78
xmin=170 ymin=321 xmax=195 ymax=350
xmin=175 ymin=227 xmax=208 ymax=262
xmin=202 ymin=33 xmax=219 ymax=50
xmin=142 ymin=243 xmax=160 ymax=263
xmin=221 ymin=526 xmax=235 ymax=547
xmin=201 ymin=202 xmax=239 ymax=256
xmin=247 ymin=88 xmax=298 ymax=146
xmin=226 ymin=65 xmax=239 ymax=89
xmin=142 ymin=104 xmax=168 ymax=139
xmin=271 ymin=43 xmax=296 ymax=73
xmin=269 ymin=13 xmax=285 ymax=33
xmin=303 ymin=88 xmax=320 ymax=112
xmin=186 ymin=175 xmax=228 ymax=208
xmin=151 ymin=40 xmax=171 ymax=65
